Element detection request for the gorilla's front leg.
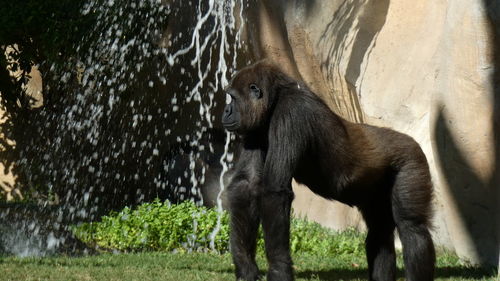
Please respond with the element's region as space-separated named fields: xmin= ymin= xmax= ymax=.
xmin=228 ymin=188 xmax=261 ymax=281
xmin=260 ymin=190 xmax=294 ymax=281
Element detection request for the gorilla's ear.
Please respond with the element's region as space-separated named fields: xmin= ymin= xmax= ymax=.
xmin=249 ymin=84 xmax=262 ymax=99
xmin=265 ymin=65 xmax=291 ymax=92
xmin=259 ymin=65 xmax=278 ymax=99
xmin=255 ymin=60 xmax=293 ymax=101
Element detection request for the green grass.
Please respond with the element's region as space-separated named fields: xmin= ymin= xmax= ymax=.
xmin=3 ymin=201 xmax=496 ymax=280
xmin=0 ymin=250 xmax=495 ymax=281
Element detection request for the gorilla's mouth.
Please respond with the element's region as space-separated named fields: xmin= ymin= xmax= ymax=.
xmin=222 ymin=122 xmax=239 ymax=131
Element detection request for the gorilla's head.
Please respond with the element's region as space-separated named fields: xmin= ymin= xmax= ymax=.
xmin=221 ymin=61 xmax=288 ymax=134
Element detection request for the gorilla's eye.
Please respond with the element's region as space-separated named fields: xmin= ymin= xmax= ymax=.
xmin=249 ymin=84 xmax=261 ymax=98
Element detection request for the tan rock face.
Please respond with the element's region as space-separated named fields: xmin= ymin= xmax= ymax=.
xmin=246 ymin=0 xmax=500 ymax=265
xmin=0 ymin=47 xmax=43 ymax=201
xmin=0 ymin=107 xmax=18 ymax=201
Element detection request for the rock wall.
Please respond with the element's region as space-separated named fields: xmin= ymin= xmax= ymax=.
xmin=0 ymin=107 xmax=18 ymax=200
xmin=245 ymin=0 xmax=500 ymax=266
xmin=0 ymin=50 xmax=43 ymax=201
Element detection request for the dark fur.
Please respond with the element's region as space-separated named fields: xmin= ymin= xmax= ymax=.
xmin=222 ymin=61 xmax=435 ymax=281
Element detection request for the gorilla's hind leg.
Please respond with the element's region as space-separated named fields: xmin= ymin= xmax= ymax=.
xmin=392 ymin=162 xmax=435 ymax=281
xmin=397 ymin=221 xmax=435 ymax=281
xmin=362 ymin=205 xmax=397 ymax=281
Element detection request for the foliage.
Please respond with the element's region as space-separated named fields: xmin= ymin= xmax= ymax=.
xmin=289 ymin=219 xmax=365 ymax=256
xmin=0 ymin=0 xmax=170 ymax=111
xmin=72 ymin=199 xmax=230 ymax=253
xmin=0 ymin=1 xmax=91 ymax=111
xmin=73 ymin=200 xmax=366 ymax=257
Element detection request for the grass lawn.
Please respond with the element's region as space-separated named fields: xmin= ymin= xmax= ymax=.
xmin=0 ymin=251 xmax=496 ymax=281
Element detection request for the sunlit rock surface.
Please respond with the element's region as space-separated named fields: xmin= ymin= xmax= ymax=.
xmin=245 ymin=0 xmax=499 ymax=266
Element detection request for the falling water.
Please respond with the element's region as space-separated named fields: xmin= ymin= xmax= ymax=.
xmin=209 ymin=129 xmax=233 ymax=251
xmin=1 ymin=0 xmax=248 ymax=255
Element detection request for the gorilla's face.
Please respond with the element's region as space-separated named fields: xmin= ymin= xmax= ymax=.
xmin=221 ymin=89 xmax=240 ymax=131
xmin=222 ymin=63 xmax=270 ymax=133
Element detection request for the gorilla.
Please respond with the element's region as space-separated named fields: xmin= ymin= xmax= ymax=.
xmin=221 ymin=61 xmax=435 ymax=281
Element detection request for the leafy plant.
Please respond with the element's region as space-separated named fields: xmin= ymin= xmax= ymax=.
xmin=0 ymin=1 xmax=92 ymax=110
xmin=289 ymin=219 xmax=365 ymax=257
xmin=73 ymin=199 xmax=366 ymax=257
xmin=72 ymin=199 xmax=230 ymax=253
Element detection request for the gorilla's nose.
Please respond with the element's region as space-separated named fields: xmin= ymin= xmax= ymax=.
xmin=224 ymin=104 xmax=232 ymax=115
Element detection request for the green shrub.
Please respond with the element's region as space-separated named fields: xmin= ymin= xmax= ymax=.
xmin=73 ymin=200 xmax=366 ymax=257
xmin=72 ymin=199 xmax=230 ymax=253
xmin=289 ymin=219 xmax=365 ymax=256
